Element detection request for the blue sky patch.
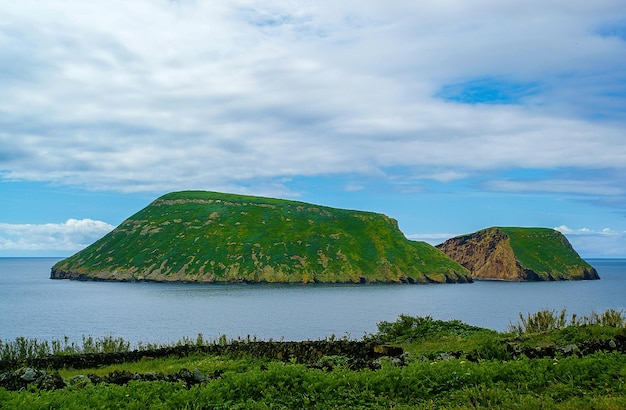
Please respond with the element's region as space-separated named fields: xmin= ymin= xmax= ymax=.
xmin=435 ymin=77 xmax=540 ymax=105
xmin=596 ymin=20 xmax=626 ymax=41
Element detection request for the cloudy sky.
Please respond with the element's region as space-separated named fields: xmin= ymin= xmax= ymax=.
xmin=1 ymin=1 xmax=625 ymax=257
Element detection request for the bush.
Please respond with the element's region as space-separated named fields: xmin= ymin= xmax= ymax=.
xmin=368 ymin=314 xmax=494 ymax=343
xmin=509 ymin=308 xmax=626 ymax=336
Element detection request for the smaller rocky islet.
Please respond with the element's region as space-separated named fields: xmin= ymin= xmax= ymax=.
xmin=436 ymin=227 xmax=599 ymax=281
xmin=51 ymin=190 xmax=598 ymax=283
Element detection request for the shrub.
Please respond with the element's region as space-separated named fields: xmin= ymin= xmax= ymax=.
xmin=509 ymin=308 xmax=626 ymax=336
xmin=368 ymin=314 xmax=494 ymax=344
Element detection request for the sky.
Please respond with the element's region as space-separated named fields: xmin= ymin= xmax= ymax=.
xmin=1 ymin=1 xmax=625 ymax=258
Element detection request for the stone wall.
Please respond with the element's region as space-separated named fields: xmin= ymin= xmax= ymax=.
xmin=1 ymin=340 xmax=386 ymax=372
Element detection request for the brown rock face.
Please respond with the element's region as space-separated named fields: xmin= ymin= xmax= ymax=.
xmin=436 ymin=228 xmax=528 ymax=281
xmin=436 ymin=227 xmax=598 ymax=281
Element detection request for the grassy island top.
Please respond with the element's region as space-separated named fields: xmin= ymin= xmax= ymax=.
xmin=497 ymin=226 xmax=595 ymax=275
xmin=52 ymin=190 xmax=469 ymax=283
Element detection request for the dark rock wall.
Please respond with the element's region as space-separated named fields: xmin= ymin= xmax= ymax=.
xmin=1 ymin=340 xmax=385 ymax=372
xmin=437 ymin=229 xmax=526 ymax=281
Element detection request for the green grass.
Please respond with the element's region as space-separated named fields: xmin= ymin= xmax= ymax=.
xmin=368 ymin=314 xmax=497 ymax=343
xmin=4 ymin=356 xmax=626 ymax=409
xmin=498 ymin=227 xmax=594 ymax=279
xmin=2 ymin=310 xmax=626 ymax=409
xmin=509 ymin=308 xmax=626 ymax=335
xmin=52 ymin=190 xmax=469 ymax=284
xmin=56 ymin=353 xmax=267 ymax=380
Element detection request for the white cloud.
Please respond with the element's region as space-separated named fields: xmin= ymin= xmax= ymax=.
xmin=554 ymin=225 xmax=575 ymax=234
xmin=412 ymin=171 xmax=470 ymax=183
xmin=485 ymin=179 xmax=625 ymax=196
xmin=0 ymin=0 xmax=624 ymax=199
xmin=344 ymin=183 xmax=364 ymax=192
xmin=554 ymin=225 xmax=626 ymax=257
xmin=554 ymin=225 xmax=617 ymax=236
xmin=0 ymin=219 xmax=114 ymax=252
xmin=406 ymin=233 xmax=459 ymax=245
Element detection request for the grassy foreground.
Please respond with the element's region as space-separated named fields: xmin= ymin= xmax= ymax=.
xmin=1 ymin=309 xmax=625 ymax=409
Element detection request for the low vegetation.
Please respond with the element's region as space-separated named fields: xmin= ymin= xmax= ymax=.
xmin=1 ymin=309 xmax=625 ymax=409
xmin=52 ymin=190 xmax=469 ymax=283
xmin=510 ymin=308 xmax=626 ymax=336
xmin=499 ymin=227 xmax=596 ymax=278
xmin=437 ymin=227 xmax=598 ymax=281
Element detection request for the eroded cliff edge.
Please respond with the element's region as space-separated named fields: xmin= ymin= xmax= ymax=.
xmin=436 ymin=227 xmax=599 ymax=281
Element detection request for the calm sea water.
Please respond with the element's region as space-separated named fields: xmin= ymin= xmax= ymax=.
xmin=1 ymin=258 xmax=624 ymax=345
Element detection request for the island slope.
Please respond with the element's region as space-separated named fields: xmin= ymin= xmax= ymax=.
xmin=51 ymin=191 xmax=470 ymax=283
xmin=436 ymin=227 xmax=599 ymax=281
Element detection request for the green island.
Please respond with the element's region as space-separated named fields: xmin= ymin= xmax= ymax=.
xmin=50 ymin=191 xmax=596 ymax=284
xmin=51 ymin=190 xmax=469 ymax=284
xmin=437 ymin=227 xmax=599 ymax=281
xmin=1 ymin=309 xmax=625 ymax=409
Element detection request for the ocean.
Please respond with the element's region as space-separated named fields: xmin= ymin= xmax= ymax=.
xmin=1 ymin=257 xmax=624 ymax=345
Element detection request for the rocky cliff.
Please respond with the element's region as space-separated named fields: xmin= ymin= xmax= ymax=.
xmin=51 ymin=191 xmax=470 ymax=284
xmin=436 ymin=227 xmax=599 ymax=281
